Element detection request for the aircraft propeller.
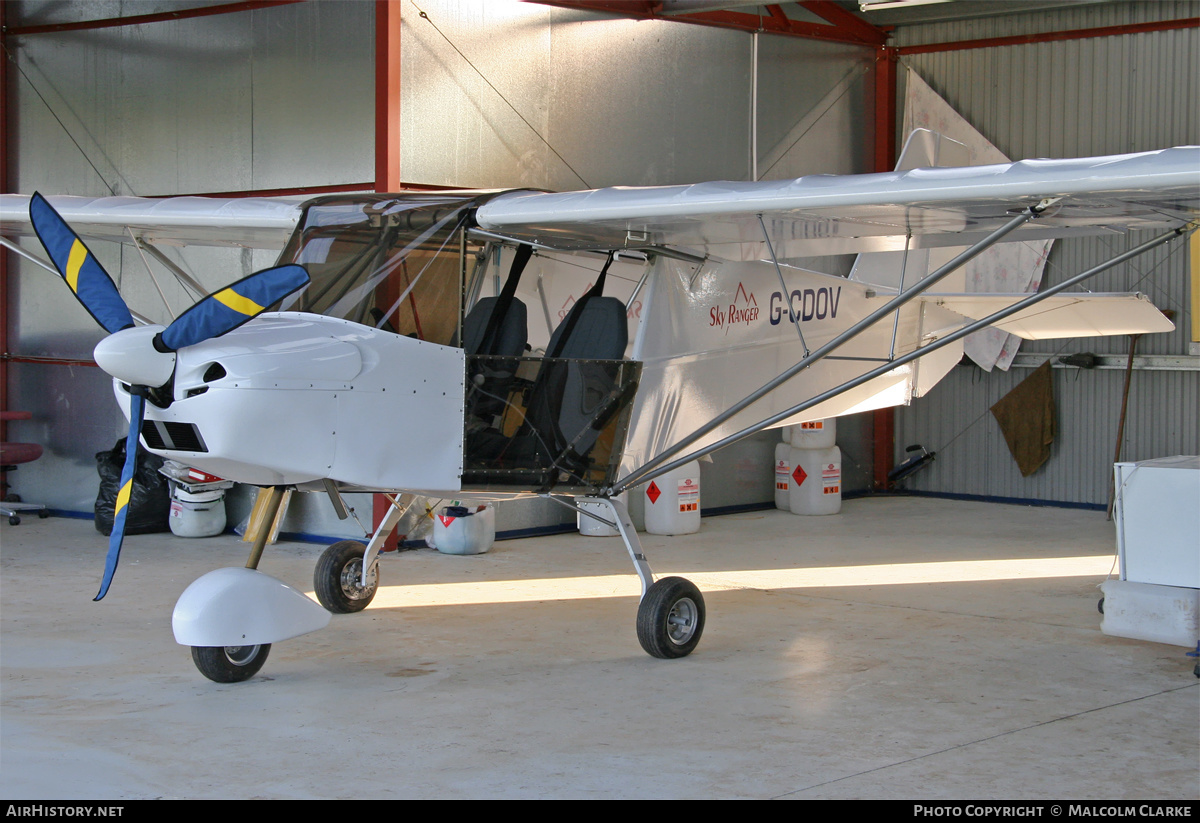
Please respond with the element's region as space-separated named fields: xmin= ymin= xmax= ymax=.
xmin=28 ymin=192 xmax=310 ymax=600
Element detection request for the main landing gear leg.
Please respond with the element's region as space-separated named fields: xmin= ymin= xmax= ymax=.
xmin=313 ymin=494 xmax=414 ymax=614
xmin=581 ymin=496 xmax=706 ymax=660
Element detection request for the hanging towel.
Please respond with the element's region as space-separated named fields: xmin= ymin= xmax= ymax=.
xmin=990 ymin=360 xmax=1056 ymax=477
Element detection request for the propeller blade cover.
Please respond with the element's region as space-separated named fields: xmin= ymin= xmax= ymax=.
xmin=95 ymin=392 xmax=146 ymax=601
xmin=29 ymin=192 xmax=135 ymax=335
xmin=158 ymin=264 xmax=309 ymax=352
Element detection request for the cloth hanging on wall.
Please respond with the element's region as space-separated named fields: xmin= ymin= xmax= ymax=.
xmin=990 ymin=361 xmax=1056 ymax=477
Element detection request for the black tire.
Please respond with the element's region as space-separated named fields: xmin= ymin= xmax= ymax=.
xmin=8 ymin=515 xmax=19 ymax=526
xmin=637 ymin=576 xmax=705 ymax=659
xmin=1097 ymin=597 xmax=1105 ymax=615
xmin=191 ymin=644 xmax=271 ymax=683
xmin=314 ymin=540 xmax=378 ymax=614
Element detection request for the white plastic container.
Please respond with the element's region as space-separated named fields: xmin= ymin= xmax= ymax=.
xmin=578 ymin=496 xmax=623 ymax=537
xmin=433 ymin=504 xmax=496 ymax=555
xmin=644 ymin=460 xmax=701 ymax=535
xmin=169 ymin=486 xmax=228 ymax=538
xmin=788 ymin=418 xmax=836 ymax=449
xmin=787 ymin=445 xmax=842 ymax=516
xmin=774 ymin=441 xmax=791 ymax=511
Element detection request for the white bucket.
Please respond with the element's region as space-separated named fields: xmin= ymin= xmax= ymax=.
xmin=169 ymin=486 xmax=227 ymax=538
xmin=433 ymin=504 xmax=496 ymax=555
xmin=787 ymin=445 xmax=842 ymax=516
xmin=644 ymin=460 xmax=701 ymax=535
xmin=774 ymin=441 xmax=791 ymax=511
xmin=578 ymin=496 xmax=623 ymax=537
xmin=788 ymin=418 xmax=836 ymax=449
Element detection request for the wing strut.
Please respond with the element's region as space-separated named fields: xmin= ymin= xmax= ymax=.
xmin=615 ymin=204 xmax=1049 ymax=492
xmin=611 ymin=223 xmax=1191 ymax=496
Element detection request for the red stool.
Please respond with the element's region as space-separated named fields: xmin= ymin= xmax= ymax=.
xmin=1 ymin=411 xmax=49 ymax=525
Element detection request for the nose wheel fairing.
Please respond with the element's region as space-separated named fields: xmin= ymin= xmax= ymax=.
xmin=172 ymin=567 xmax=331 ymax=649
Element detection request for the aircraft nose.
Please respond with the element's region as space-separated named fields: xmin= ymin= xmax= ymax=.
xmin=93 ymin=325 xmax=176 ymax=387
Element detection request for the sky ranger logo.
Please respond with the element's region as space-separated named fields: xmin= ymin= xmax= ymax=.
xmin=769 ymin=286 xmax=842 ymax=325
xmin=709 ymin=282 xmax=759 ymax=335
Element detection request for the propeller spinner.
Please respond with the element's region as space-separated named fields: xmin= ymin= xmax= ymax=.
xmin=28 ymin=192 xmax=310 ymax=599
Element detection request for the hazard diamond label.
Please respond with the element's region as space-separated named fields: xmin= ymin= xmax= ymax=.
xmin=646 ymin=481 xmax=661 ymax=504
xmin=792 ymin=465 xmax=807 ymax=486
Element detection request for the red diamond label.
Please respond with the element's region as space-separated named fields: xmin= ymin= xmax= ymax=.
xmin=792 ymin=465 xmax=808 ymax=486
xmin=646 ymin=481 xmax=661 ymax=504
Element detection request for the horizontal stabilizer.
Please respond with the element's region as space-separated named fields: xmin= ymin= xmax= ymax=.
xmin=927 ymin=293 xmax=1174 ymax=339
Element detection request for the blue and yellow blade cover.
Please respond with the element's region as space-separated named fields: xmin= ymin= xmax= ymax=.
xmin=95 ymin=392 xmax=145 ymax=601
xmin=30 ymin=193 xmax=136 ymax=335
xmin=159 ymin=264 xmax=309 ymax=351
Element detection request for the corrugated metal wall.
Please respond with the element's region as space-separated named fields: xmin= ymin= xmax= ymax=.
xmin=892 ymin=0 xmax=1199 ymax=506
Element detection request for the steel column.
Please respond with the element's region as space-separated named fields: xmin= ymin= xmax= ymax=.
xmin=872 ymin=42 xmax=899 ymax=490
xmin=373 ymin=0 xmax=404 ymax=551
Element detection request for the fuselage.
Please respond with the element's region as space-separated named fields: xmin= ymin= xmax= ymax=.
xmin=113 ymin=312 xmax=467 ymax=492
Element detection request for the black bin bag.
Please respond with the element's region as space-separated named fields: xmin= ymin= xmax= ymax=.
xmin=94 ymin=437 xmax=170 ymax=536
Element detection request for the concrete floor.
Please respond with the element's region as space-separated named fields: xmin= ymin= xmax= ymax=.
xmin=1 ymin=496 xmax=1196 ymax=800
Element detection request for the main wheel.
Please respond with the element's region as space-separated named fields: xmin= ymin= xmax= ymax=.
xmin=637 ymin=576 xmax=705 ymax=659
xmin=191 ymin=644 xmax=271 ymax=683
xmin=314 ymin=540 xmax=378 ymax=614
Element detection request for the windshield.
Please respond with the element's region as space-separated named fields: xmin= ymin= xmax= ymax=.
xmin=277 ymin=193 xmax=495 ymax=344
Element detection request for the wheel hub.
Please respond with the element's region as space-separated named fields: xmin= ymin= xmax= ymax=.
xmin=665 ymin=597 xmax=698 ymax=645
xmin=224 ymin=645 xmax=261 ymax=666
xmin=339 ymin=558 xmax=377 ymax=601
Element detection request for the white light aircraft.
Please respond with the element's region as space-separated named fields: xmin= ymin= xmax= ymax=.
xmin=2 ymin=131 xmax=1196 ymax=682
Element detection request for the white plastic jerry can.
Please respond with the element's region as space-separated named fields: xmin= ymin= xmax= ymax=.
xmin=774 ymin=440 xmax=791 ymax=511
xmin=644 ymin=460 xmax=701 ymax=535
xmin=787 ymin=445 xmax=841 ymax=515
xmin=432 ymin=504 xmax=496 ymax=554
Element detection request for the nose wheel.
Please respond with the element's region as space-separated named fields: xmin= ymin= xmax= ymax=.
xmin=191 ymin=644 xmax=271 ymax=683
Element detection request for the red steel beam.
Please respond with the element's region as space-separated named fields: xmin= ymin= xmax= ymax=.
xmin=2 ymin=1 xmax=306 ymax=37
xmin=871 ymin=43 xmax=898 ymax=492
xmin=899 ymin=16 xmax=1199 ymax=55
xmin=533 ymin=1 xmax=888 ymax=46
xmin=798 ymin=1 xmax=889 ymax=45
xmin=376 ymin=0 xmax=403 ymax=194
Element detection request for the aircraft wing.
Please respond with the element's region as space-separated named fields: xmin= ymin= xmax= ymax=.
xmin=0 ymin=194 xmax=304 ymax=250
xmin=474 ymin=146 xmax=1200 ymax=259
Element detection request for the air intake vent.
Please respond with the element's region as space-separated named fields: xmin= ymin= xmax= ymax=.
xmin=142 ymin=421 xmax=208 ymax=453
